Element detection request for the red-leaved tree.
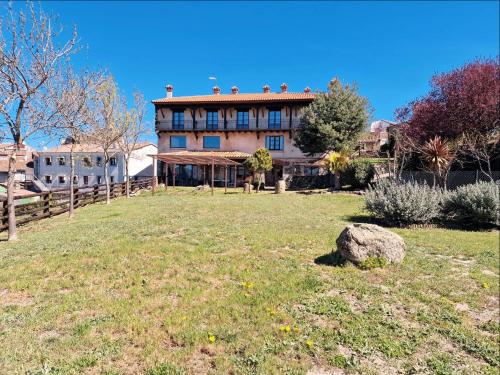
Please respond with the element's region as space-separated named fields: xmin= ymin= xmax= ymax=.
xmin=396 ymin=58 xmax=499 ymax=142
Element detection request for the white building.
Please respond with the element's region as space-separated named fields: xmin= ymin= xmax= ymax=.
xmin=34 ymin=142 xmax=157 ymax=190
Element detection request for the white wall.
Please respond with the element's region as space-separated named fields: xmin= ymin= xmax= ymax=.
xmin=35 ymin=152 xmax=125 ymax=189
xmin=128 ymin=144 xmax=157 ymax=178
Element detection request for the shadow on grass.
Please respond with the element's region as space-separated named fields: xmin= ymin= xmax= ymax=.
xmin=314 ymin=251 xmax=346 ymax=267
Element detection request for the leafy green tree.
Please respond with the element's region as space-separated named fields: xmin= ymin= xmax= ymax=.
xmin=294 ymin=78 xmax=370 ymax=155
xmin=244 ymin=148 xmax=273 ymax=193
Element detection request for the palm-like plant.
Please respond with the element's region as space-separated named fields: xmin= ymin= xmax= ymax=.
xmin=421 ymin=136 xmax=453 ymax=187
xmin=322 ymin=150 xmax=350 ymax=190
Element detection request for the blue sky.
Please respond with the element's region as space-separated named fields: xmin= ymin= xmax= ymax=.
xmin=10 ymin=1 xmax=500 ymax=144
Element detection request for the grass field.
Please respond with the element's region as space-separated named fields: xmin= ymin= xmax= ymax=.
xmin=0 ymin=188 xmax=498 ymax=375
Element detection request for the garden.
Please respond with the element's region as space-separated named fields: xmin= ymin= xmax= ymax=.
xmin=0 ymin=189 xmax=498 ymax=374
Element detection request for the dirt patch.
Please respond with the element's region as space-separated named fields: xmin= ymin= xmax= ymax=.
xmin=0 ymin=289 xmax=34 ymax=307
xmin=307 ymin=367 xmax=346 ymax=375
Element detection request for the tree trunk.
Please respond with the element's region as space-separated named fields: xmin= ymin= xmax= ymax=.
xmin=256 ymin=173 xmax=261 ymax=193
xmin=104 ymin=153 xmax=110 ymax=204
xmin=69 ymin=145 xmax=75 ymax=218
xmin=125 ymin=156 xmax=130 ymax=198
xmin=334 ymin=171 xmax=341 ymax=190
xmin=7 ymin=149 xmax=18 ymax=241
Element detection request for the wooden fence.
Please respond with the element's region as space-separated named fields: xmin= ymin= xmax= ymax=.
xmin=0 ymin=177 xmax=154 ymax=232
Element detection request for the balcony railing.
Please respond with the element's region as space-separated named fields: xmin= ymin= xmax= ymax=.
xmin=157 ymin=119 xmax=301 ymax=132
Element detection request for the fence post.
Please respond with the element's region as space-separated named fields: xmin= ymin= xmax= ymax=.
xmin=110 ymin=183 xmax=115 ymax=199
xmin=73 ymin=187 xmax=79 ymax=208
xmin=2 ymin=200 xmax=8 ymax=229
xmin=43 ymin=192 xmax=51 ymax=217
xmin=93 ymin=185 xmax=98 ymax=203
xmin=122 ymin=182 xmax=126 ymax=196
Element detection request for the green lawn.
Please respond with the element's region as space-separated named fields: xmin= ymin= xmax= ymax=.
xmin=0 ymin=189 xmax=498 ymax=375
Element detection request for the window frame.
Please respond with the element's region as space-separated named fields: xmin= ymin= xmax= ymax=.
xmin=206 ymin=110 xmax=219 ymax=130
xmin=96 ymin=156 xmax=102 ymax=167
xmin=268 ymin=109 xmax=281 ymax=129
xmin=265 ymin=135 xmax=284 ymax=151
xmin=44 ymin=175 xmax=52 ymax=184
xmin=110 ymin=156 xmax=117 ymax=166
xmin=83 ymin=175 xmax=89 ymax=185
xmin=170 ymin=135 xmax=187 ymax=149
xmin=45 ymin=157 xmax=52 ymax=166
xmin=172 ymin=110 xmax=185 ymax=129
xmin=58 ymin=156 xmax=66 ymax=166
xmin=83 ymin=156 xmax=92 ymax=168
xmin=236 ymin=110 xmax=249 ymax=129
xmin=58 ymin=175 xmax=66 ymax=184
xmin=97 ymin=176 xmax=103 ymax=185
xmin=203 ymin=136 xmax=221 ymax=149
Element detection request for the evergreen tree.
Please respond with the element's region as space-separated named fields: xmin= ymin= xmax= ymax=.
xmin=294 ymin=78 xmax=370 ymax=155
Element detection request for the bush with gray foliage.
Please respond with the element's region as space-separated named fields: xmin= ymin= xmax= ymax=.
xmin=441 ymin=181 xmax=499 ymax=227
xmin=365 ymin=179 xmax=443 ymax=226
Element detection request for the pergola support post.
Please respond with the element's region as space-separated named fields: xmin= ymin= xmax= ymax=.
xmin=211 ymin=160 xmax=215 ymax=196
xmin=173 ymin=163 xmax=176 ymax=188
xmin=224 ymin=166 xmax=227 ymax=194
xmin=165 ymin=163 xmax=169 ymax=191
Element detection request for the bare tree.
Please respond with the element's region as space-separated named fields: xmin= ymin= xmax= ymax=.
xmin=0 ymin=2 xmax=77 ymax=240
xmin=49 ymin=67 xmax=102 ymax=217
xmin=118 ymin=92 xmax=147 ymax=198
xmin=459 ymin=130 xmax=500 ymax=182
xmin=86 ymin=76 xmax=127 ymax=204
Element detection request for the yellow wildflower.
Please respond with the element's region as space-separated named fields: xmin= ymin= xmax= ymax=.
xmin=482 ymin=282 xmax=490 ymax=289
xmin=306 ymin=339 xmax=314 ymax=348
xmin=208 ymin=334 xmax=216 ymax=343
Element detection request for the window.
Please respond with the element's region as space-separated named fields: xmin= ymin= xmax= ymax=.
xmin=203 ymin=136 xmax=220 ymax=149
xmin=73 ymin=175 xmax=78 ymax=184
xmin=304 ymin=167 xmax=320 ymax=176
xmin=206 ymin=111 xmax=218 ymax=130
xmin=268 ymin=110 xmax=281 ymax=129
xmin=110 ymin=157 xmax=117 ymax=166
xmin=83 ymin=176 xmax=89 ymax=185
xmin=237 ymin=110 xmax=249 ymax=128
xmin=58 ymin=157 xmax=66 ymax=166
xmin=172 ymin=110 xmax=184 ymax=129
xmin=97 ymin=176 xmax=102 ymax=185
xmin=110 ymin=176 xmax=115 ymax=183
xmin=170 ymin=136 xmax=187 ymax=149
xmin=45 ymin=157 xmax=52 ymax=166
xmin=45 ymin=175 xmax=52 ymax=184
xmin=265 ymin=136 xmax=284 ymax=151
xmin=83 ymin=156 xmax=92 ymax=167
xmin=58 ymin=175 xmax=66 ymax=184
xmin=96 ymin=156 xmax=102 ymax=167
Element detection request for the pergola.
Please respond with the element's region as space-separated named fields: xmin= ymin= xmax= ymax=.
xmin=152 ymin=152 xmax=243 ymax=195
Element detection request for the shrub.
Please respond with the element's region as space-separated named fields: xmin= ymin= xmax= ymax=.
xmin=343 ymin=159 xmax=375 ymax=189
xmin=441 ymin=181 xmax=499 ymax=228
xmin=365 ymin=179 xmax=443 ymax=226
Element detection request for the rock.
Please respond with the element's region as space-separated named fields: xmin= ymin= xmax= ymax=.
xmin=335 ymin=224 xmax=405 ymax=265
xmin=275 ymin=180 xmax=286 ymax=194
xmin=244 ymin=182 xmax=252 ymax=193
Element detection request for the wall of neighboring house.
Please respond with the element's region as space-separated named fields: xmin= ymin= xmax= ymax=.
xmin=35 ymin=152 xmax=125 ymax=189
xmin=127 ymin=144 xmax=157 ymax=178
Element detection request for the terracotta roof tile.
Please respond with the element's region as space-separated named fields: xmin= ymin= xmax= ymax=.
xmin=159 ymin=150 xmax=251 ymax=159
xmin=40 ymin=143 xmax=120 ymax=154
xmin=152 ymin=92 xmax=315 ymax=105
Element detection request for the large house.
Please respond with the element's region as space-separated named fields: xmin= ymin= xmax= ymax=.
xmin=153 ymin=83 xmax=318 ymax=186
xmin=35 ymin=141 xmax=157 ymax=189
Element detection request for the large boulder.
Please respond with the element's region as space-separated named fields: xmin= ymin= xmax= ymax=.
xmin=336 ymin=223 xmax=405 ymax=265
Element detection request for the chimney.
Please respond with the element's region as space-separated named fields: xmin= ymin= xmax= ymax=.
xmin=213 ymin=86 xmax=221 ymax=95
xmin=263 ymin=85 xmax=270 ymax=93
xmin=166 ymin=84 xmax=173 ymax=98
xmin=231 ymin=86 xmax=239 ymax=94
xmin=304 ymin=87 xmax=311 ymax=93
xmin=280 ymin=83 xmax=288 ymax=93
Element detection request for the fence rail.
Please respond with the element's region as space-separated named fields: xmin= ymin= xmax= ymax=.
xmin=0 ymin=177 xmax=154 ymax=232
